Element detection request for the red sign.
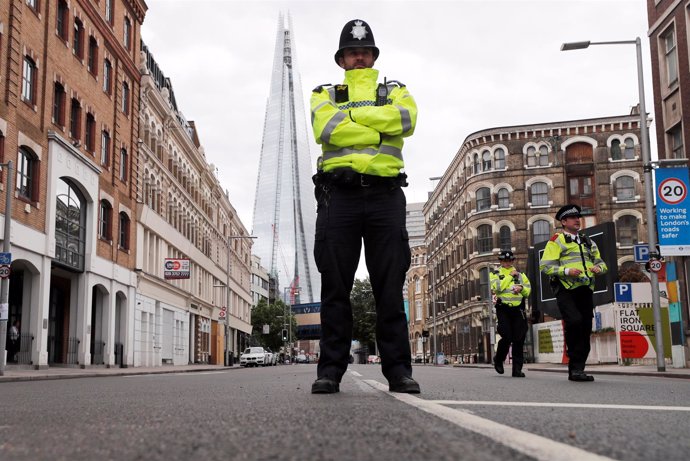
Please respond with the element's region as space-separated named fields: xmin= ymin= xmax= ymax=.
xmin=163 ymin=258 xmax=190 ymax=279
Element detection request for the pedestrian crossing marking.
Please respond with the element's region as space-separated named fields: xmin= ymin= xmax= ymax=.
xmin=433 ymin=400 xmax=690 ymax=412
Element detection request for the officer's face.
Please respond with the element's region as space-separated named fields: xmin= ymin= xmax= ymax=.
xmin=561 ymin=216 xmax=581 ymax=233
xmin=338 ymin=47 xmax=375 ymax=70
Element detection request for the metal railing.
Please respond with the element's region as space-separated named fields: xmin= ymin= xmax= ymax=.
xmin=91 ymin=341 xmax=105 ymax=365
xmin=16 ymin=333 xmax=33 ymax=365
xmin=114 ymin=342 xmax=124 ymax=367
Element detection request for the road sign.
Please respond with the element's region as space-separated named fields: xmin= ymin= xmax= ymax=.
xmin=0 ymin=265 xmax=9 ymax=279
xmin=648 ymin=260 xmax=663 ymax=273
xmin=655 ymin=167 xmax=690 ymax=256
xmin=614 ymin=283 xmax=632 ymax=303
xmin=633 ymin=244 xmax=650 ymax=263
xmin=0 ymin=253 xmax=11 ymax=265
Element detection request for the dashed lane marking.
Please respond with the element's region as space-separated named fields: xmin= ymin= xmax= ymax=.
xmin=123 ymin=371 xmax=226 ymax=378
xmin=363 ymin=379 xmax=617 ymax=461
xmin=433 ymin=400 xmax=690 ymax=412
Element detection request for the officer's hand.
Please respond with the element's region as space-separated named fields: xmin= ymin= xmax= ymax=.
xmin=512 ymin=285 xmax=522 ymax=293
xmin=510 ymin=270 xmax=519 ymax=277
xmin=569 ymin=268 xmax=582 ymax=277
xmin=590 ymin=266 xmax=601 ymax=274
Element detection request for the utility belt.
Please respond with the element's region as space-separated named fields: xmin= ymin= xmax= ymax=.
xmin=313 ymin=169 xmax=408 ymax=189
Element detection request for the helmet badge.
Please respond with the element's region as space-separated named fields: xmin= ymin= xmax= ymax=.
xmin=350 ymin=20 xmax=368 ymax=40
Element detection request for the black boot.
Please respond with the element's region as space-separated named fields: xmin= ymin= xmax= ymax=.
xmin=493 ymin=356 xmax=504 ymax=375
xmin=512 ymin=364 xmax=525 ymax=378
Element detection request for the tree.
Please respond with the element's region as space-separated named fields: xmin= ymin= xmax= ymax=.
xmin=351 ymin=278 xmax=376 ymax=351
xmin=250 ymin=299 xmax=296 ymax=351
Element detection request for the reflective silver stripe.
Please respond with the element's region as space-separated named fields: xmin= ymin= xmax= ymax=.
xmin=322 ymin=112 xmax=347 ymax=144
xmin=327 ymin=87 xmax=336 ymax=102
xmin=311 ymin=101 xmax=332 ymax=125
xmin=379 ymin=144 xmax=403 ymax=159
xmin=397 ymin=105 xmax=412 ymax=133
xmin=323 ymin=147 xmax=379 ymax=160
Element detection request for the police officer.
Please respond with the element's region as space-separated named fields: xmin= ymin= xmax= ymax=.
xmin=491 ymin=250 xmax=531 ymax=377
xmin=540 ymin=205 xmax=608 ymax=382
xmin=310 ymin=19 xmax=419 ymax=394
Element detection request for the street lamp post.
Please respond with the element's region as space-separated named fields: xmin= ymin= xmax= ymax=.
xmin=0 ymin=161 xmax=13 ymax=376
xmin=561 ymin=38 xmax=666 ymax=372
xmin=225 ymin=235 xmax=256 ymax=366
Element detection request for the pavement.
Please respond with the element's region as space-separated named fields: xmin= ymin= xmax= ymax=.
xmin=1 ymin=361 xmax=689 ymax=382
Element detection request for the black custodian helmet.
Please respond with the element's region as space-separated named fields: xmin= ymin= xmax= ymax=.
xmin=334 ymin=19 xmax=380 ymax=65
xmin=498 ymin=250 xmax=515 ymax=261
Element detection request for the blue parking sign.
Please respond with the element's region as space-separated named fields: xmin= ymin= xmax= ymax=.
xmin=633 ymin=244 xmax=650 ymax=263
xmin=614 ymin=283 xmax=633 ymax=303
xmin=0 ymin=253 xmax=11 ymax=265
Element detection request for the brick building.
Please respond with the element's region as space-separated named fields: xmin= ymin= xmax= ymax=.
xmin=423 ymin=111 xmax=648 ymax=363
xmin=0 ymin=0 xmax=146 ymax=368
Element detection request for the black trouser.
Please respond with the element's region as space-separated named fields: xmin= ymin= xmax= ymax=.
xmin=556 ymin=286 xmax=594 ymax=373
xmin=494 ymin=305 xmax=527 ymax=370
xmin=313 ymin=183 xmax=412 ymax=383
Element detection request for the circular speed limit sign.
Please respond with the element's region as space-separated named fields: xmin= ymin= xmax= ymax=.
xmin=0 ymin=265 xmax=10 ymax=278
xmin=648 ymin=260 xmax=663 ymax=273
xmin=658 ymin=178 xmax=688 ymax=205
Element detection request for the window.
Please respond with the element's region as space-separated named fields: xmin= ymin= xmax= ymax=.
xmin=669 ymin=125 xmax=684 ymax=159
xmin=55 ymin=179 xmax=85 ymax=271
xmin=105 ymin=0 xmax=114 ymax=24
xmin=476 ymin=224 xmax=492 ymax=254
xmin=615 ymin=176 xmax=635 ymax=201
xmin=99 ymin=200 xmax=112 ymax=240
xmin=52 ymin=82 xmax=66 ymax=127
xmin=530 ymin=182 xmax=548 ymax=206
xmin=122 ymin=81 xmax=129 ymax=114
xmin=17 ymin=147 xmax=37 ymax=201
xmin=494 ymin=148 xmax=505 ymax=169
xmin=497 ymin=188 xmax=509 ymax=209
xmin=103 ymin=59 xmax=112 ymax=94
xmin=532 ymin=220 xmax=550 ymax=245
xmin=22 ymin=56 xmax=37 ymax=104
xmin=101 ymin=130 xmax=110 ymax=166
xmin=623 ymin=138 xmax=635 ymax=159
xmin=538 ymin=145 xmax=549 ymax=166
xmin=415 ymin=300 xmax=422 ymax=321
xmin=124 ymin=17 xmax=132 ymax=50
xmin=27 ymin=0 xmax=39 ymax=12
xmin=88 ymin=36 xmax=98 ymax=75
xmin=479 ymin=267 xmax=490 ymax=301
xmin=85 ymin=113 xmax=96 ymax=153
xmin=415 ymin=277 xmax=421 ymax=293
xmin=499 ymin=226 xmax=511 ymax=251
xmin=527 ymin=146 xmax=537 ymax=167
xmin=73 ymin=18 xmax=84 ymax=59
xmin=56 ymin=0 xmax=69 ymax=40
xmin=482 ymin=150 xmax=492 ymax=171
xmin=70 ymin=98 xmax=81 ymax=141
xmin=663 ymin=28 xmax=678 ymax=86
xmin=610 ymin=139 xmax=622 ymax=160
xmin=476 ymin=187 xmax=491 ymax=211
xmin=118 ymin=212 xmax=130 ymax=250
xmin=119 ymin=147 xmax=128 ymax=181
xmin=616 ymin=215 xmax=638 ymax=247
xmin=473 ymin=153 xmax=480 ymax=174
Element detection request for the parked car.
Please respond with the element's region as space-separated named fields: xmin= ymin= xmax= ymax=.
xmin=414 ymin=354 xmax=424 ymax=363
xmin=240 ymin=347 xmax=268 ymax=367
xmin=367 ymin=355 xmax=381 ymax=364
xmin=295 ymin=354 xmax=309 ymax=363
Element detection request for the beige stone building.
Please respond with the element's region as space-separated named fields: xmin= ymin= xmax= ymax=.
xmin=423 ymin=110 xmax=648 ymax=363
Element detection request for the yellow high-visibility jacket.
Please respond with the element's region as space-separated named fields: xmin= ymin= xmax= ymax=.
xmin=490 ymin=266 xmax=531 ymax=307
xmin=540 ymin=233 xmax=608 ymax=291
xmin=310 ymin=68 xmax=417 ymax=177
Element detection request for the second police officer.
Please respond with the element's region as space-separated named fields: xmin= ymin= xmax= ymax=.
xmin=539 ymin=204 xmax=608 ymax=382
xmin=490 ymin=250 xmax=531 ymax=378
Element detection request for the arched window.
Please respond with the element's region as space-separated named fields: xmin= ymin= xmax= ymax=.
xmin=623 ymin=137 xmax=635 ymax=159
xmin=499 ymin=226 xmax=511 ymax=251
xmin=615 ymin=176 xmax=635 ymax=201
xmin=539 ymin=145 xmax=549 ymax=166
xmin=610 ymin=139 xmax=622 ymax=160
xmin=494 ymin=148 xmax=505 ymax=169
xmin=532 ymin=219 xmax=550 ymax=245
xmin=497 ymin=188 xmax=510 ymax=209
xmin=99 ymin=200 xmax=112 ymax=241
xmin=479 ymin=267 xmax=491 ymax=300
xmin=118 ymin=212 xmax=130 ymax=250
xmin=530 ymin=182 xmax=548 ymax=206
xmin=616 ymin=215 xmax=638 ymax=247
xmin=527 ymin=146 xmax=537 ymax=167
xmin=55 ymin=178 xmax=85 ymax=271
xmin=17 ymin=147 xmax=38 ymax=201
xmin=476 ymin=224 xmax=492 ymax=254
xmin=473 ymin=153 xmax=480 ymax=174
xmin=476 ymin=187 xmax=491 ymax=211
xmin=482 ymin=150 xmax=492 ymax=171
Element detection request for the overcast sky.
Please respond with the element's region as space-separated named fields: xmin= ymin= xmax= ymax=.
xmin=141 ymin=0 xmax=653 ymax=238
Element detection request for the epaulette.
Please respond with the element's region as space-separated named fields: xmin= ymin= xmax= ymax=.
xmin=549 ymin=233 xmax=561 ymax=242
xmin=386 ymin=80 xmax=405 ymax=87
xmin=312 ymin=83 xmax=333 ymax=93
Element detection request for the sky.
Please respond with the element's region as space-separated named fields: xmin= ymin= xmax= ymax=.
xmin=140 ymin=0 xmax=654 ymax=274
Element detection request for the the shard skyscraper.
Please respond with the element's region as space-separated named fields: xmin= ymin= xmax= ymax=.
xmin=252 ymin=13 xmax=319 ymax=304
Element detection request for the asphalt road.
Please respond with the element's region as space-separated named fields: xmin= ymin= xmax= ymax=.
xmin=0 ymin=364 xmax=688 ymax=461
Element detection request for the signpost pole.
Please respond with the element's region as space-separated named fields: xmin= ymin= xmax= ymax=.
xmin=0 ymin=160 xmax=14 ymax=376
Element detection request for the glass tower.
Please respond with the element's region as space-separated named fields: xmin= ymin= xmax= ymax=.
xmin=252 ymin=13 xmax=319 ymax=304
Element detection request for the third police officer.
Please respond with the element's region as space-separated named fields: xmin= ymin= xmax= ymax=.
xmin=491 ymin=250 xmax=531 ymax=377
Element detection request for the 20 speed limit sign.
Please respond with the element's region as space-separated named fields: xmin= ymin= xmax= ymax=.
xmin=658 ymin=177 xmax=688 ymax=205
xmin=648 ymin=260 xmax=663 ymax=273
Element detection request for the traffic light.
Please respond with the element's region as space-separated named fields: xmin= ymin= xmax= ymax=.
xmin=282 ymin=329 xmax=288 ymax=341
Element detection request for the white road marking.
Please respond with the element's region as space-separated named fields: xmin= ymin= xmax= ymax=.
xmin=433 ymin=400 xmax=690 ymax=412
xmin=123 ymin=371 xmax=226 ymax=378
xmin=363 ymin=379 xmax=617 ymax=461
xmin=349 ymin=371 xmax=362 ymax=377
